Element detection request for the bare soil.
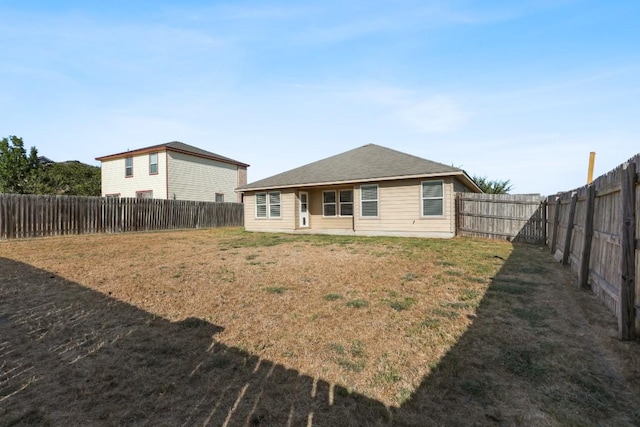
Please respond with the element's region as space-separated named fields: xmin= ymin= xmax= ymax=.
xmin=1 ymin=228 xmax=639 ymax=426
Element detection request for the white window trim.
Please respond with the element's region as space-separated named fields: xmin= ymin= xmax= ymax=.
xmin=339 ymin=189 xmax=353 ymax=217
xmin=322 ymin=190 xmax=337 ymax=217
xmin=360 ymin=184 xmax=379 ymax=218
xmin=268 ymin=191 xmax=281 ymax=218
xmin=255 ymin=192 xmax=267 ymax=218
xmin=125 ymin=157 xmax=133 ymax=178
xmin=149 ymin=152 xmax=158 ymax=175
xmin=255 ymin=191 xmax=281 ymax=219
xmin=421 ymin=180 xmax=445 ymax=218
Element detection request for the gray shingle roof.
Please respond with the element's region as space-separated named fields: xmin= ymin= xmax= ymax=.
xmin=239 ymin=144 xmax=474 ymax=191
xmin=164 ymin=142 xmax=248 ymax=166
xmin=96 ymin=141 xmax=249 ymax=167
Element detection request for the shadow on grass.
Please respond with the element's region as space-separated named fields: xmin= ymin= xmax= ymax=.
xmin=1 ymin=243 xmax=639 ymax=426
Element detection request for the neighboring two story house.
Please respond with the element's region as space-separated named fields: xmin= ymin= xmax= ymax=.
xmin=96 ymin=141 xmax=249 ymax=202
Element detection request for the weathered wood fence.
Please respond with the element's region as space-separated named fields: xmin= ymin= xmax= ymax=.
xmin=456 ymin=193 xmax=546 ymax=243
xmin=547 ymin=153 xmax=639 ymax=340
xmin=0 ymin=194 xmax=244 ymax=240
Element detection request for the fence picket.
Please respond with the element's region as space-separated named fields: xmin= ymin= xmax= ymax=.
xmin=456 ymin=193 xmax=545 ymax=243
xmin=547 ymin=153 xmax=640 ymax=340
xmin=0 ymin=194 xmax=243 ymax=240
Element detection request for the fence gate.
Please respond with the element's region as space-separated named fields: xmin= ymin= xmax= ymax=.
xmin=456 ymin=193 xmax=546 ymax=243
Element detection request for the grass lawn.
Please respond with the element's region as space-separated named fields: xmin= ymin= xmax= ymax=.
xmin=1 ymin=228 xmax=639 ymax=426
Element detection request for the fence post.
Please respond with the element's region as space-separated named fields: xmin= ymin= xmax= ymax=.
xmin=550 ymin=196 xmax=561 ymax=254
xmin=619 ymin=162 xmax=636 ymax=340
xmin=541 ymin=200 xmax=547 ymax=245
xmin=562 ymin=192 xmax=578 ymax=265
xmin=579 ymin=185 xmax=596 ymax=289
xmin=455 ymin=194 xmax=460 ymax=237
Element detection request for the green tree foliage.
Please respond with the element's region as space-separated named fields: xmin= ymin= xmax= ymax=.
xmin=0 ymin=135 xmax=41 ymax=194
xmin=0 ymin=135 xmax=101 ymax=196
xmin=473 ymin=175 xmax=513 ymax=194
xmin=43 ymin=161 xmax=101 ymax=196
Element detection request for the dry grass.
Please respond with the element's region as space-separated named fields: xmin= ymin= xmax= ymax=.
xmin=1 ymin=228 xmax=639 ymax=426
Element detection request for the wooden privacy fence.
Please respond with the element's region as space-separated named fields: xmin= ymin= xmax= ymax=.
xmin=0 ymin=194 xmax=244 ymax=240
xmin=456 ymin=193 xmax=546 ymax=243
xmin=547 ymin=153 xmax=639 ymax=340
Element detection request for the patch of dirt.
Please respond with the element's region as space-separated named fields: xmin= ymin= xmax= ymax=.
xmin=1 ymin=228 xmax=639 ymax=426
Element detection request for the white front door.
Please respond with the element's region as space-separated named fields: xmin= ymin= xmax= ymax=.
xmin=299 ymin=191 xmax=309 ymax=228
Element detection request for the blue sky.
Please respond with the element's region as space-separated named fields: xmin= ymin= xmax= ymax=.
xmin=1 ymin=0 xmax=638 ymax=195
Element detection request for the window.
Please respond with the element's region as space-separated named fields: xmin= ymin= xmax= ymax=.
xmin=256 ymin=193 xmax=267 ymax=217
xmin=136 ymin=190 xmax=153 ymax=199
xmin=125 ymin=157 xmax=133 ymax=177
xmin=256 ymin=192 xmax=281 ymax=218
xmin=149 ymin=152 xmax=158 ymax=174
xmin=361 ymin=184 xmax=378 ymax=217
xmin=422 ymin=180 xmax=444 ymax=216
xmin=105 ymin=193 xmax=120 ymax=199
xmin=323 ymin=191 xmax=336 ymax=216
xmin=269 ymin=192 xmax=281 ymax=217
xmin=215 ymin=193 xmax=224 ymax=203
xmin=339 ymin=190 xmax=353 ymax=216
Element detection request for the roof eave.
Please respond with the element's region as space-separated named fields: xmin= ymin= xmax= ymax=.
xmin=96 ymin=145 xmax=249 ymax=167
xmin=237 ymin=171 xmax=475 ymax=192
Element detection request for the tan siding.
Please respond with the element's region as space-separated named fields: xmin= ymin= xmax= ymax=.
xmin=100 ymin=152 xmax=167 ymax=198
xmin=353 ymin=178 xmax=455 ymax=237
xmin=454 ymin=179 xmax=472 ymax=193
xmin=244 ymin=190 xmax=296 ymax=232
xmin=453 ymin=178 xmax=478 ymax=193
xmin=307 ymin=188 xmax=354 ymax=230
xmin=243 ymin=178 xmax=458 ymax=238
xmin=167 ymin=151 xmax=238 ymax=202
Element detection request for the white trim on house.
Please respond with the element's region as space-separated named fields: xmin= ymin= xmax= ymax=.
xmin=255 ymin=191 xmax=282 ymax=219
xmin=360 ymin=184 xmax=379 ymax=218
xmin=339 ymin=189 xmax=353 ymax=217
xmin=421 ymin=180 xmax=445 ymax=218
xmin=240 ymin=171 xmax=479 ymax=192
xmin=322 ymin=190 xmax=336 ymax=217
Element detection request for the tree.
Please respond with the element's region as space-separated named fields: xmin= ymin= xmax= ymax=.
xmin=472 ymin=175 xmax=513 ymax=194
xmin=0 ymin=136 xmax=101 ymax=196
xmin=43 ymin=161 xmax=101 ymax=196
xmin=0 ymin=135 xmax=41 ymax=194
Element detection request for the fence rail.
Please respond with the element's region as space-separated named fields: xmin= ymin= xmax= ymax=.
xmin=456 ymin=193 xmax=546 ymax=243
xmin=547 ymin=153 xmax=639 ymax=340
xmin=0 ymin=194 xmax=244 ymax=239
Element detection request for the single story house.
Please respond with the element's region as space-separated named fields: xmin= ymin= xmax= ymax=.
xmin=96 ymin=141 xmax=249 ymax=202
xmin=236 ymin=144 xmax=481 ymax=238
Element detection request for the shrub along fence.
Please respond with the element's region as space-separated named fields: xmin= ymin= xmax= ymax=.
xmin=0 ymin=194 xmax=244 ymax=240
xmin=456 ymin=193 xmax=546 ymax=243
xmin=547 ymin=153 xmax=639 ymax=340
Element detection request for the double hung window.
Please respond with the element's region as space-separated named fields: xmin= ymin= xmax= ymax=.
xmin=360 ymin=185 xmax=378 ymax=217
xmin=149 ymin=153 xmax=158 ymax=174
xmin=422 ymin=180 xmax=444 ymax=216
xmin=322 ymin=191 xmax=336 ymax=216
xmin=256 ymin=192 xmax=281 ymax=218
xmin=339 ymin=190 xmax=353 ymax=216
xmin=125 ymin=157 xmax=133 ymax=177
